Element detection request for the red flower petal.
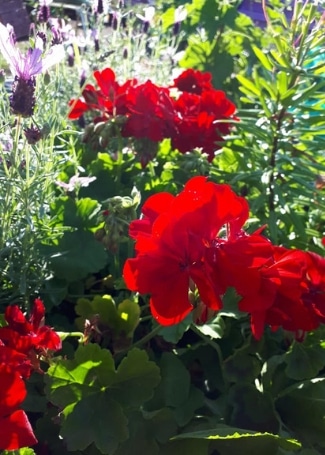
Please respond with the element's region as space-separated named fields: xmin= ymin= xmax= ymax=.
xmin=0 ymin=370 xmax=26 ymax=416
xmin=0 ymin=327 xmax=34 ymax=353
xmin=0 ymin=410 xmax=37 ymax=450
xmin=173 ymin=68 xmax=213 ymax=94
xmin=0 ymin=346 xmax=31 ymax=378
xmin=36 ymin=326 xmax=62 ymax=351
xmin=30 ymin=298 xmax=45 ymax=332
xmin=5 ymin=306 xmax=31 ymax=334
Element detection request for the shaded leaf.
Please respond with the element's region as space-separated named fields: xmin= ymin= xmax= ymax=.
xmin=158 ymin=313 xmax=192 ymax=344
xmin=160 ymin=353 xmax=190 ymax=407
xmin=75 ymin=295 xmax=140 ymax=337
xmin=227 ymin=384 xmax=279 ymax=434
xmin=285 ymin=341 xmax=325 ymax=380
xmin=46 ymin=230 xmax=107 ymax=282
xmin=276 ymin=378 xmax=325 ymax=447
xmin=61 ymin=393 xmax=128 ymax=454
xmin=112 ymin=348 xmax=161 ymax=407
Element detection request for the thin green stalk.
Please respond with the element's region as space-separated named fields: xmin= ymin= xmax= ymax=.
xmin=118 ymin=324 xmax=162 ymax=356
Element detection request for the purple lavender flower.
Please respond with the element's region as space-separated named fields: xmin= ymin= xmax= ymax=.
xmin=94 ymin=0 xmax=104 ymax=14
xmin=24 ymin=124 xmax=43 ymax=144
xmin=0 ymin=23 xmax=65 ymax=117
xmin=37 ymin=0 xmax=52 ymax=23
xmin=91 ymin=28 xmax=100 ymax=52
xmin=0 ymin=23 xmax=64 ymax=79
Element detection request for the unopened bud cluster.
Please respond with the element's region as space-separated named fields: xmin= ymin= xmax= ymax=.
xmin=95 ymin=190 xmax=140 ymax=252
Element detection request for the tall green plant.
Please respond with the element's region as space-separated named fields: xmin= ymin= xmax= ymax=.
xmin=211 ymin=0 xmax=325 ymax=250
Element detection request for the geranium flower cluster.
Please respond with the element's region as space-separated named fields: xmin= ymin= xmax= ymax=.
xmin=68 ymin=68 xmax=236 ymax=165
xmin=123 ymin=177 xmax=325 ymax=340
xmin=0 ymin=298 xmax=61 ymax=450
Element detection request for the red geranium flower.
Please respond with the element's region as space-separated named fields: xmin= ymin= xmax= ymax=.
xmin=171 ymin=90 xmax=237 ymax=160
xmin=129 ymin=192 xmax=175 ymax=239
xmin=123 ymin=176 xmax=249 ymax=325
xmin=295 ymin=251 xmax=325 ymax=325
xmin=211 ymin=239 xmax=313 ymax=339
xmin=173 ymin=68 xmax=213 ymax=94
xmin=68 ymin=67 xmax=137 ymax=121
xmin=0 ymin=367 xmax=37 ymax=449
xmin=0 ymin=299 xmax=61 ymax=371
xmin=122 ymin=81 xmax=177 ymax=142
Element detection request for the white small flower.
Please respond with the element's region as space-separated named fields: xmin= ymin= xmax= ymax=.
xmin=137 ymin=6 xmax=155 ymax=23
xmin=174 ymin=5 xmax=187 ymax=23
xmin=55 ymin=174 xmax=96 ymax=192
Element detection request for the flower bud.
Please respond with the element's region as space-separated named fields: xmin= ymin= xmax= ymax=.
xmin=0 ymin=69 xmax=5 ymax=84
xmin=43 ymin=71 xmax=51 ymax=85
xmin=10 ymin=76 xmax=36 ymax=117
xmin=24 ymin=125 xmax=42 ymax=144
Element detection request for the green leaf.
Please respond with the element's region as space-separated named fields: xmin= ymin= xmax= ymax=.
xmin=251 ymin=45 xmax=273 ymax=71
xmin=45 ymin=344 xmax=116 ymax=406
xmin=75 ymin=294 xmax=119 ymax=330
xmin=111 ymin=348 xmax=161 ymax=407
xmin=276 ymin=378 xmax=325 ymax=447
xmin=159 ymin=439 xmax=209 ymax=455
xmin=237 ymin=75 xmax=261 ymax=97
xmin=115 ymin=408 xmax=178 ymax=455
xmin=158 ymin=313 xmax=192 ymax=343
xmin=269 ymin=48 xmax=290 ymax=68
xmin=224 ymin=351 xmax=261 ymax=384
xmin=173 ymin=386 xmax=204 ymax=427
xmin=170 ymin=427 xmax=301 ymax=454
xmin=261 ymin=354 xmax=287 ymax=396
xmin=285 ymin=341 xmax=325 ymax=380
xmin=22 ymin=372 xmax=47 ymax=413
xmin=160 ymin=353 xmax=190 ymax=407
xmin=219 ymin=287 xmax=244 ymax=319
xmin=114 ymin=411 xmax=160 ymax=455
xmin=146 ymin=352 xmax=203 ymax=426
xmin=45 ymin=230 xmax=107 ymax=282
xmin=45 ymin=345 xmax=160 ymax=453
xmin=227 ymin=384 xmax=279 ymax=434
xmin=1 ymin=450 xmax=36 ymax=455
xmin=61 ymin=392 xmax=128 ymax=453
xmin=76 ymin=294 xmax=140 ymax=334
xmin=195 ymin=315 xmax=225 ymax=339
xmin=50 ymin=196 xmax=100 ymax=229
xmin=117 ymin=299 xmax=141 ymax=336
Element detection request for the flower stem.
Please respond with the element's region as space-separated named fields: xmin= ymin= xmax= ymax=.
xmin=118 ymin=323 xmax=161 ymax=356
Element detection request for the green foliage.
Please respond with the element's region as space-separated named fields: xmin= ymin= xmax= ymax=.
xmin=174 ymin=427 xmax=300 ymax=455
xmin=44 ymin=230 xmax=107 ymax=282
xmin=45 ymin=345 xmax=161 ymax=453
xmin=172 ymin=0 xmax=262 ymax=96
xmin=1 ymin=1 xmax=325 ymax=454
xmin=75 ymin=294 xmax=140 ymax=350
xmin=285 ymin=339 xmax=325 ymax=381
xmin=276 ymin=378 xmax=325 ymax=449
xmin=157 ymin=313 xmax=192 ymax=343
xmin=211 ymin=0 xmax=325 ymax=250
xmin=1 ymin=450 xmax=35 ymax=455
xmin=169 ymin=427 xmax=301 ymax=454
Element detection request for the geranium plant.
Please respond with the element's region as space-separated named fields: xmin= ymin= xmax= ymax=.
xmin=0 ymin=0 xmax=324 ymax=454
